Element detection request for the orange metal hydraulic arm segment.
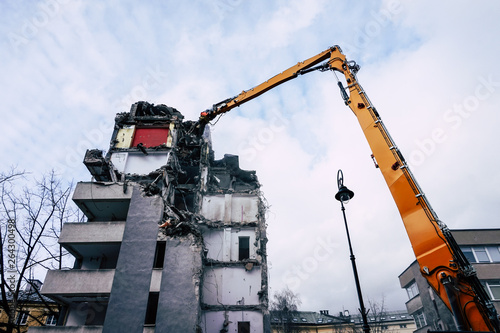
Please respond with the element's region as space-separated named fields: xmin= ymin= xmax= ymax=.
xmin=333 ymin=57 xmax=500 ymax=332
xmin=196 ymin=45 xmax=500 ymax=331
xmin=197 ymin=46 xmax=347 ymax=127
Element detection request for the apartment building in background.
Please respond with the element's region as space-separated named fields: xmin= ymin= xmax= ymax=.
xmin=399 ymin=229 xmax=500 ymax=333
xmin=270 ymin=309 xmax=415 ymax=333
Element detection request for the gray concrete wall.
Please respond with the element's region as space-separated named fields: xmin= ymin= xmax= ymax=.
xmin=400 ymin=261 xmax=456 ymax=332
xmin=72 ymin=182 xmax=132 ymax=221
xmin=59 ymin=222 xmax=125 ymax=243
xmin=102 ymin=187 xmax=163 ymax=333
xmin=452 ymin=229 xmax=500 ymax=245
xmin=42 ymin=269 xmax=114 ymax=296
xmin=155 ymin=237 xmax=202 ymax=333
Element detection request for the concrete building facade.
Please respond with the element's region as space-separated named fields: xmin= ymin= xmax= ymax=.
xmin=399 ymin=229 xmax=500 ymax=333
xmin=31 ymin=102 xmax=270 ymax=333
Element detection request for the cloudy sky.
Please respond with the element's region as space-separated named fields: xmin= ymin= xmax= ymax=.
xmin=2 ymin=0 xmax=500 ymax=313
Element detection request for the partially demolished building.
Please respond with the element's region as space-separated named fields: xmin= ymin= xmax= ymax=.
xmin=36 ymin=102 xmax=270 ymax=333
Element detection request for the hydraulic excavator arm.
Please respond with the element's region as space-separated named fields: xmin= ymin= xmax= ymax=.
xmin=196 ymin=45 xmax=500 ymax=332
xmin=197 ymin=46 xmax=353 ymax=126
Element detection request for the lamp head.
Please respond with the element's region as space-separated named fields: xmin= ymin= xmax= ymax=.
xmin=335 ymin=169 xmax=354 ymax=203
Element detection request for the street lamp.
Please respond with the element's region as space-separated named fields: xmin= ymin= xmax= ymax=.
xmin=335 ymin=169 xmax=371 ymax=333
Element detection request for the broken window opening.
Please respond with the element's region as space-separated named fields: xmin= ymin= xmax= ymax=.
xmin=153 ymin=241 xmax=166 ymax=269
xmin=174 ymin=190 xmax=195 ymax=212
xmin=144 ymin=292 xmax=160 ymax=325
xmin=238 ymin=321 xmax=250 ymax=333
xmin=239 ymin=236 xmax=250 ymax=261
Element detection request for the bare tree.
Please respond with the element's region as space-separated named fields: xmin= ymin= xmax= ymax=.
xmin=270 ymin=287 xmax=303 ymax=333
xmin=0 ymin=170 xmax=77 ymax=333
xmin=366 ymin=298 xmax=392 ymax=333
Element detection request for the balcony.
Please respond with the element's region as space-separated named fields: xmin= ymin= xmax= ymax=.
xmin=59 ymin=222 xmax=124 ymax=263
xmin=29 ymin=327 xmax=103 ymax=333
xmin=42 ymin=269 xmax=114 ymax=303
xmin=73 ymin=182 xmax=132 ymax=221
xmin=29 ymin=326 xmax=155 ymax=333
xmin=405 ymin=293 xmax=424 ymax=315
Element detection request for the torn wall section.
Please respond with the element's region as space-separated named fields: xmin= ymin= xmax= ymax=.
xmin=198 ymin=153 xmax=270 ymax=333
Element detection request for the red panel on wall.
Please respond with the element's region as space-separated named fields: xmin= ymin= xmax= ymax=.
xmin=131 ymin=127 xmax=169 ymax=148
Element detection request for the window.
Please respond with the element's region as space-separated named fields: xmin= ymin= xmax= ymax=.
xmin=238 ymin=321 xmax=250 ymax=333
xmin=400 ymin=324 xmax=407 ymax=328
xmin=45 ymin=314 xmax=58 ymax=326
xmin=413 ymin=309 xmax=427 ymax=329
xmin=16 ymin=311 xmax=29 ymax=325
xmin=85 ymin=302 xmax=108 ymax=325
xmin=483 ymin=280 xmax=500 ymax=300
xmin=475 ymin=247 xmax=490 ymax=262
xmin=406 ymin=280 xmax=419 ymax=299
xmin=144 ymin=292 xmax=160 ymax=325
xmin=462 ymin=246 xmax=476 ymax=262
xmin=460 ymin=245 xmax=500 ymax=263
xmin=238 ymin=236 xmax=250 ymax=260
xmin=488 ymin=246 xmax=500 ymax=262
xmin=153 ymin=242 xmax=166 ymax=268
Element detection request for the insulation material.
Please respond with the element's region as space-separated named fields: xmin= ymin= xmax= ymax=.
xmin=115 ymin=125 xmax=135 ymax=148
xmin=131 ymin=127 xmax=169 ymax=148
xmin=111 ymin=152 xmax=169 ymax=174
xmin=166 ymin=123 xmax=175 ymax=147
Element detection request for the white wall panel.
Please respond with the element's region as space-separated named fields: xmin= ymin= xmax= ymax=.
xmin=203 ymin=267 xmax=261 ymax=305
xmin=111 ymin=152 xmax=169 ymax=175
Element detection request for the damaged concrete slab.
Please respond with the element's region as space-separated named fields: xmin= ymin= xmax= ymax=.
xmin=72 ymin=182 xmax=132 ymax=221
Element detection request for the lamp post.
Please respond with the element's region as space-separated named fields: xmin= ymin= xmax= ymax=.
xmin=335 ymin=169 xmax=371 ymax=333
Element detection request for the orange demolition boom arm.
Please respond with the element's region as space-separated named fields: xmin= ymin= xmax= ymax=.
xmin=197 ymin=45 xmax=500 ymax=332
xmin=198 ymin=46 xmax=349 ymax=125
